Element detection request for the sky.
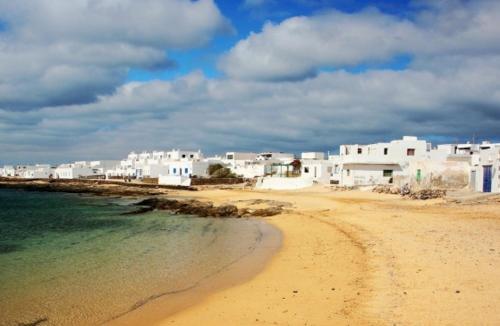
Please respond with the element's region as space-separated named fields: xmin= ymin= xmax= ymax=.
xmin=0 ymin=0 xmax=499 ymax=165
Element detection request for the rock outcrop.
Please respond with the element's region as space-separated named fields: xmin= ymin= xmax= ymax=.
xmin=132 ymin=198 xmax=282 ymax=218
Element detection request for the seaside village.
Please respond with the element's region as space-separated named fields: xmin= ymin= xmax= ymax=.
xmin=1 ymin=136 xmax=499 ymax=194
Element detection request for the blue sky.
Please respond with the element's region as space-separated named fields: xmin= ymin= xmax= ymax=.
xmin=0 ymin=0 xmax=499 ymax=164
xmin=127 ymin=0 xmax=417 ymax=82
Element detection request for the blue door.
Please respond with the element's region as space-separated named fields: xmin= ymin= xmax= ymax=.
xmin=483 ymin=166 xmax=492 ymax=192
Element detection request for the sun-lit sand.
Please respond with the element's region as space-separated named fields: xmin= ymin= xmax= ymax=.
xmin=153 ymin=186 xmax=500 ymax=325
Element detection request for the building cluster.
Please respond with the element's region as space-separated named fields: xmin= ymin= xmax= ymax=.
xmin=1 ymin=136 xmax=499 ymax=193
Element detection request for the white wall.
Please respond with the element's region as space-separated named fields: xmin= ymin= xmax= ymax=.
xmin=255 ymin=176 xmax=313 ymax=190
xmin=301 ymin=160 xmax=332 ymax=184
xmin=158 ymin=175 xmax=192 ymax=186
xmin=471 ymin=147 xmax=500 ymax=193
xmin=301 ymin=152 xmax=325 ymax=160
xmin=406 ymin=160 xmax=470 ymax=189
xmin=342 ymin=164 xmax=401 ymax=186
xmin=231 ymin=163 xmax=267 ymax=178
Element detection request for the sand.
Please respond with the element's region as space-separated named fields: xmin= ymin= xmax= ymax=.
xmin=153 ymin=186 xmax=500 ymax=325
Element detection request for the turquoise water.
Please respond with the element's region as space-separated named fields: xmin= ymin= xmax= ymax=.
xmin=0 ymin=189 xmax=274 ymax=325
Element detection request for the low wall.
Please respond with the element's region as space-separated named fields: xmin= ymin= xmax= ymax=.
xmin=158 ymin=175 xmax=191 ymax=186
xmin=255 ymin=177 xmax=313 ymax=190
xmin=190 ymin=177 xmax=246 ymax=186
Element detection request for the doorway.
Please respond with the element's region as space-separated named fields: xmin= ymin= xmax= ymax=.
xmin=483 ymin=165 xmax=492 ymax=192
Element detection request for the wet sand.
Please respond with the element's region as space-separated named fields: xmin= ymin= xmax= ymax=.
xmin=151 ymin=186 xmax=500 ymax=325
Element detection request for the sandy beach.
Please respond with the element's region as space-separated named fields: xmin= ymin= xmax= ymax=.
xmin=151 ymin=186 xmax=500 ymax=325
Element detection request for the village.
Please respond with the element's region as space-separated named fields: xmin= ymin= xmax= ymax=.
xmin=1 ymin=136 xmax=499 ymax=194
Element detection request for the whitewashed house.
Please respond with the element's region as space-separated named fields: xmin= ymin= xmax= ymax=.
xmin=256 ymin=152 xmax=295 ymax=162
xmin=21 ymin=164 xmax=55 ymax=179
xmin=55 ymin=162 xmax=100 ymax=179
xmin=470 ymin=143 xmax=500 ymax=193
xmin=158 ymin=161 xmax=209 ymax=186
xmin=339 ymin=136 xmax=429 ymax=187
xmin=300 ymin=152 xmax=334 ymax=184
xmin=0 ymin=165 xmax=15 ymax=177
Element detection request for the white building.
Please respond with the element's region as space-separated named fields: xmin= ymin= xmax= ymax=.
xmin=339 ymin=136 xmax=429 ymax=187
xmin=21 ymin=164 xmax=55 ymax=179
xmin=256 ymin=152 xmax=295 ymax=162
xmin=301 ymin=152 xmax=325 ymax=160
xmin=0 ymin=165 xmax=15 ymax=177
xmin=300 ymin=160 xmax=333 ymax=184
xmin=55 ymin=163 xmax=101 ymax=179
xmin=158 ymin=161 xmax=209 ymax=186
xmin=470 ymin=144 xmax=500 ymax=193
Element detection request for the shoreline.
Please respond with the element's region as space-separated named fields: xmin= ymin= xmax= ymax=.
xmin=2 ymin=182 xmax=499 ymax=324
xmin=0 ymin=182 xmax=284 ymax=326
xmin=156 ymin=186 xmax=500 ymax=325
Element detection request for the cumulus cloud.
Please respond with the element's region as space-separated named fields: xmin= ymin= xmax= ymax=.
xmin=1 ymin=0 xmax=499 ymax=165
xmin=0 ymin=0 xmax=231 ymax=110
xmin=2 ymin=59 xmax=499 ymax=164
xmin=220 ymin=1 xmax=500 ymax=80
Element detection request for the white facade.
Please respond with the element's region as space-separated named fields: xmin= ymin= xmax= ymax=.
xmin=300 ymin=159 xmax=333 ymax=184
xmin=158 ymin=161 xmax=209 ymax=186
xmin=108 ymin=149 xmax=203 ymax=179
xmin=301 ymin=152 xmax=325 ymax=160
xmin=55 ymin=163 xmax=100 ymax=179
xmin=338 ymin=136 xmax=430 ymax=187
xmin=231 ymin=161 xmax=269 ymax=178
xmin=0 ymin=165 xmax=15 ymax=177
xmin=470 ymin=145 xmax=500 ymax=193
xmin=165 ymin=161 xmax=209 ymax=177
xmin=256 ymin=152 xmax=295 ymax=162
xmin=255 ymin=176 xmax=313 ymax=190
xmin=21 ymin=165 xmax=55 ymax=179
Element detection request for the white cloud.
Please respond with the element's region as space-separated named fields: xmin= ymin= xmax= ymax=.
xmin=1 ymin=59 xmax=499 ymax=164
xmin=220 ymin=1 xmax=500 ymax=80
xmin=0 ymin=0 xmax=231 ymax=110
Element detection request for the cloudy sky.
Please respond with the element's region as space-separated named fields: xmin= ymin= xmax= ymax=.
xmin=1 ymin=0 xmax=499 ymax=165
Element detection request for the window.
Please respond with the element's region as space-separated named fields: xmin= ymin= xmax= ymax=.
xmin=346 ymin=169 xmax=350 ymax=176
xmin=185 ymin=168 xmax=189 ymax=174
xmin=383 ymin=170 xmax=393 ymax=177
xmin=357 ymin=148 xmax=362 ymax=154
xmin=304 ymin=167 xmax=309 ymax=173
xmin=182 ymin=154 xmax=186 ymax=158
xmin=173 ymin=168 xmax=177 ymax=174
xmin=190 ymin=154 xmax=194 ymax=158
xmin=227 ymin=154 xmax=234 ymax=160
xmin=407 ymin=148 xmax=415 ymax=156
xmin=384 ymin=148 xmax=388 ymax=155
xmin=345 ymin=147 xmax=350 ymax=155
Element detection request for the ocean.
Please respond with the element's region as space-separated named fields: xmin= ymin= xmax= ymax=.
xmin=0 ymin=188 xmax=279 ymax=325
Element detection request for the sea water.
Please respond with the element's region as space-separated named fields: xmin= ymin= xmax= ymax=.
xmin=0 ymin=189 xmax=276 ymax=325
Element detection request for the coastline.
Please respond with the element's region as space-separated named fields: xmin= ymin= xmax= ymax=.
xmin=2 ymin=180 xmax=499 ymax=324
xmin=156 ymin=186 xmax=500 ymax=325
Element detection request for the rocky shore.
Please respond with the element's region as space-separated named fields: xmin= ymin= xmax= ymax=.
xmin=0 ymin=178 xmax=195 ymax=196
xmin=129 ymin=197 xmax=283 ymax=218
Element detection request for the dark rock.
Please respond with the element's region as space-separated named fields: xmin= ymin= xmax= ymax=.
xmin=252 ymin=207 xmax=283 ymax=217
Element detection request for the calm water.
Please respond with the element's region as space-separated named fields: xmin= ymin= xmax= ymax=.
xmin=0 ymin=189 xmax=275 ymax=326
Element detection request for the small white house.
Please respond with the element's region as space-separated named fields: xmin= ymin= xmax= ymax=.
xmin=21 ymin=164 xmax=55 ymax=179
xmin=470 ymin=145 xmax=500 ymax=193
xmin=338 ymin=136 xmax=430 ymax=186
xmin=300 ymin=159 xmax=333 ymax=184
xmin=0 ymin=165 xmax=15 ymax=177
xmin=55 ymin=163 xmax=100 ymax=179
xmin=256 ymin=152 xmax=295 ymax=162
xmin=158 ymin=161 xmax=209 ymax=186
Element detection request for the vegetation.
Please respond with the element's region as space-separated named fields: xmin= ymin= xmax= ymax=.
xmin=208 ymin=164 xmax=237 ymax=178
